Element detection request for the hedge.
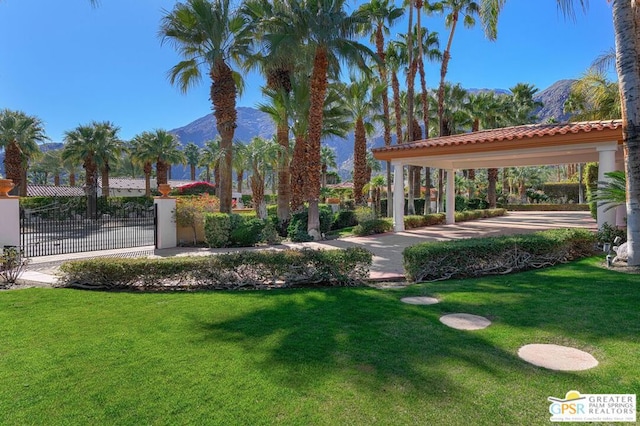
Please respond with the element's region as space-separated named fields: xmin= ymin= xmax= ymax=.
xmin=403 ymin=228 xmax=596 ymax=282
xmin=58 ymin=248 xmax=373 ymax=291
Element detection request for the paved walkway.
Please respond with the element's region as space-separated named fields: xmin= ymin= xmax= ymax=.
xmin=19 ymin=211 xmax=596 ymax=286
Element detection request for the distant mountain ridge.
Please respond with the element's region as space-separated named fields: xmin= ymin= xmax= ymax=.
xmin=167 ymin=80 xmax=575 ymax=178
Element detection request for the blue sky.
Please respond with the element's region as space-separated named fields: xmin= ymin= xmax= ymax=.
xmin=0 ymin=0 xmax=615 ymax=143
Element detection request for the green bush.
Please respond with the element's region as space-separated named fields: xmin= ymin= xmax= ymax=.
xmin=332 ymin=210 xmax=358 ymax=230
xmin=455 ymin=195 xmax=468 ymax=211
xmin=174 ymin=182 xmax=216 ymax=196
xmin=204 ymin=213 xmax=232 ymax=248
xmin=596 ymin=222 xmax=626 ymax=245
xmin=229 ymin=218 xmax=265 ymax=247
xmin=404 ymin=215 xmax=427 ymax=229
xmin=287 ymin=207 xmax=333 ymax=241
xmin=58 ymin=248 xmax=373 ymax=290
xmin=403 ymin=228 xmax=596 ymax=282
xmin=353 ymin=219 xmax=393 ymax=236
xmin=467 ymin=198 xmax=489 ymax=210
xmin=542 ymin=183 xmax=580 ymax=203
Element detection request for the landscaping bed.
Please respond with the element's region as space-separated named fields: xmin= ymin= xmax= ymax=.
xmin=57 ymin=247 xmax=372 ymax=291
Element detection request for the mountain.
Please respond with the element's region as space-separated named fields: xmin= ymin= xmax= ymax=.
xmin=532 ymin=79 xmax=575 ymax=123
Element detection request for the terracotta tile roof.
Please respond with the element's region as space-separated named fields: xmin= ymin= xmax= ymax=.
xmin=372 ymin=120 xmax=623 ymax=156
xmin=99 ymin=178 xmax=200 ymax=190
xmin=28 ymin=185 xmax=85 ymax=197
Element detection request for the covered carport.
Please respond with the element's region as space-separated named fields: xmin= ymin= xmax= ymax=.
xmin=372 ymin=120 xmax=625 ymax=232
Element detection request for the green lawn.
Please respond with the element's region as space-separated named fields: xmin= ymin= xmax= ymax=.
xmin=1 ymin=257 xmax=638 ymax=425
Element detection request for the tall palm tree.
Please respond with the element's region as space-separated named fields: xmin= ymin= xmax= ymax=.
xmin=38 ymin=149 xmax=64 ymax=186
xmin=564 ymin=71 xmax=621 ymax=121
xmin=386 ymin=42 xmax=406 ymax=146
xmin=358 ymin=0 xmax=404 ymax=217
xmin=320 ymin=145 xmax=337 ymax=189
xmin=0 ymin=109 xmax=46 ymax=196
xmin=62 ymin=123 xmax=106 ymax=217
xmin=232 ymin=140 xmax=248 ymax=193
xmin=341 ymin=75 xmax=383 ymax=205
xmin=91 ymin=121 xmax=122 ymax=198
xmin=199 ymin=138 xmax=222 ymax=185
xmin=136 ymin=130 xmax=185 ymax=187
xmin=282 ymin=0 xmax=375 ymax=239
xmin=245 ymin=136 xmax=279 ymax=219
xmin=130 ymin=134 xmax=156 ymax=197
xmin=242 ymin=0 xmax=300 ymax=226
xmin=183 ymin=142 xmax=201 ymax=181
xmin=160 ymin=0 xmax=252 ymax=213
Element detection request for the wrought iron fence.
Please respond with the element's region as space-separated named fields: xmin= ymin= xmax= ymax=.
xmin=20 ymin=195 xmax=156 ymax=257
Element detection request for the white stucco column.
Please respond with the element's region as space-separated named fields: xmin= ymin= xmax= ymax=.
xmin=0 ymin=197 xmax=20 ymax=249
xmin=445 ymin=169 xmax=455 ymax=225
xmin=597 ymin=144 xmax=618 ymax=229
xmin=392 ymin=161 xmax=405 ymax=232
xmin=154 ymin=197 xmax=177 ymax=249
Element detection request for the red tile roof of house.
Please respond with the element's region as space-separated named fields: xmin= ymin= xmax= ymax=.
xmin=372 ymin=120 xmax=623 ymax=160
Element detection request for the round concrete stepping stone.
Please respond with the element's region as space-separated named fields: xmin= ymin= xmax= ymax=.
xmin=518 ymin=344 xmax=598 ymax=371
xmin=439 ymin=313 xmax=491 ymax=330
xmin=401 ymin=296 xmax=439 ymax=305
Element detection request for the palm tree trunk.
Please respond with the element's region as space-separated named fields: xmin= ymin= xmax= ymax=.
xmin=488 ymin=168 xmax=499 ymax=208
xmin=190 ymin=164 xmax=196 ymax=181
xmin=237 ymin=169 xmax=244 ymax=193
xmin=290 ymin=133 xmax=306 ymax=213
xmin=376 ymin=25 xmax=393 ymax=218
xmin=69 ymin=172 xmax=76 ymax=187
xmin=276 ymin=120 xmax=291 ymax=226
xmin=144 ymin=162 xmax=152 ymax=197
xmin=101 ymin=165 xmax=110 ymax=198
xmin=614 ymin=0 xmax=640 ymax=265
xmin=354 ymin=118 xmax=368 ymax=205
xmin=251 ymin=173 xmax=266 ymax=219
xmin=54 ymin=173 xmax=60 ymax=186
xmin=19 ymin=165 xmax=28 ymax=197
xmin=5 ymin=140 xmax=22 ymax=196
xmin=306 ymin=46 xmax=329 ymax=239
xmin=392 ymin=72 xmax=403 ymax=144
xmin=156 ymin=160 xmax=167 ymax=186
xmin=210 ymin=60 xmax=237 ymax=214
xmin=438 ymin=11 xmax=459 ymax=137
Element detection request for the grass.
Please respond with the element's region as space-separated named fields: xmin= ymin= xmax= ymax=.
xmin=1 ymin=257 xmax=639 ymax=425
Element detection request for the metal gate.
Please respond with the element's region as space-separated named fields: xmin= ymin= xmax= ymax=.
xmin=20 ymin=195 xmax=156 ymax=257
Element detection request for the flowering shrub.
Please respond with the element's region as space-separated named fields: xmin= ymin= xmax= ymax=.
xmin=175 ymin=181 xmax=216 ymax=196
xmin=174 ymin=195 xmax=220 ymax=244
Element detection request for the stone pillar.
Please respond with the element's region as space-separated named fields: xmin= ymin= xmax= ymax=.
xmin=154 ymin=197 xmax=177 ymax=249
xmin=446 ymin=169 xmax=455 ymax=225
xmin=597 ymin=145 xmax=618 ymax=229
xmin=393 ymin=162 xmax=405 ymax=232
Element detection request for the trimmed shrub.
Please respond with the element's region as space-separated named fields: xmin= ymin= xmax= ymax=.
xmin=58 ymin=247 xmax=373 ymax=290
xmin=353 ymin=218 xmax=393 ymax=236
xmin=403 ymin=228 xmax=596 ymax=282
xmin=204 ymin=213 xmax=232 ymax=248
xmin=229 ymin=217 xmax=265 ymax=247
xmin=542 ymin=183 xmax=580 ymax=203
xmin=467 ymin=198 xmax=489 ymax=210
xmin=332 ymin=210 xmax=358 ymax=230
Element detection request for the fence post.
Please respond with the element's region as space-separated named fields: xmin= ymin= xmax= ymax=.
xmin=0 ymin=179 xmax=20 ymax=249
xmin=154 ymin=189 xmax=177 ymax=249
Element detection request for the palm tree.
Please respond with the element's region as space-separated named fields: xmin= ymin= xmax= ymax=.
xmin=183 ymin=142 xmax=201 ymax=181
xmin=38 ymin=149 xmax=64 ymax=186
xmin=282 ymin=0 xmax=375 ymax=239
xmin=435 ymin=0 xmax=500 ymax=137
xmin=199 ymin=138 xmax=222 ymax=186
xmin=232 ymin=140 xmax=248 ymax=193
xmin=245 ymin=136 xmax=279 ymax=219
xmin=242 ymin=0 xmax=300 ymax=226
xmin=564 ymin=71 xmax=620 ymax=121
xmin=358 ymin=0 xmax=404 ymax=217
xmin=320 ymin=146 xmax=337 ymax=189
xmin=62 ymin=123 xmax=105 ymax=217
xmin=135 ymin=129 xmax=185 ymax=187
xmin=130 ymin=133 xmax=156 ymax=197
xmin=91 ymin=121 xmax=123 ymax=198
xmin=341 ymin=76 xmax=383 ymax=205
xmin=160 ymin=0 xmax=252 ymax=213
xmin=0 ymin=109 xmax=46 ymax=196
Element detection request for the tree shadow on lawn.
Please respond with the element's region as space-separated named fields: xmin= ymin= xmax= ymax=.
xmin=407 ymin=258 xmax=640 ymax=345
xmin=192 ymin=286 xmax=590 ymax=397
